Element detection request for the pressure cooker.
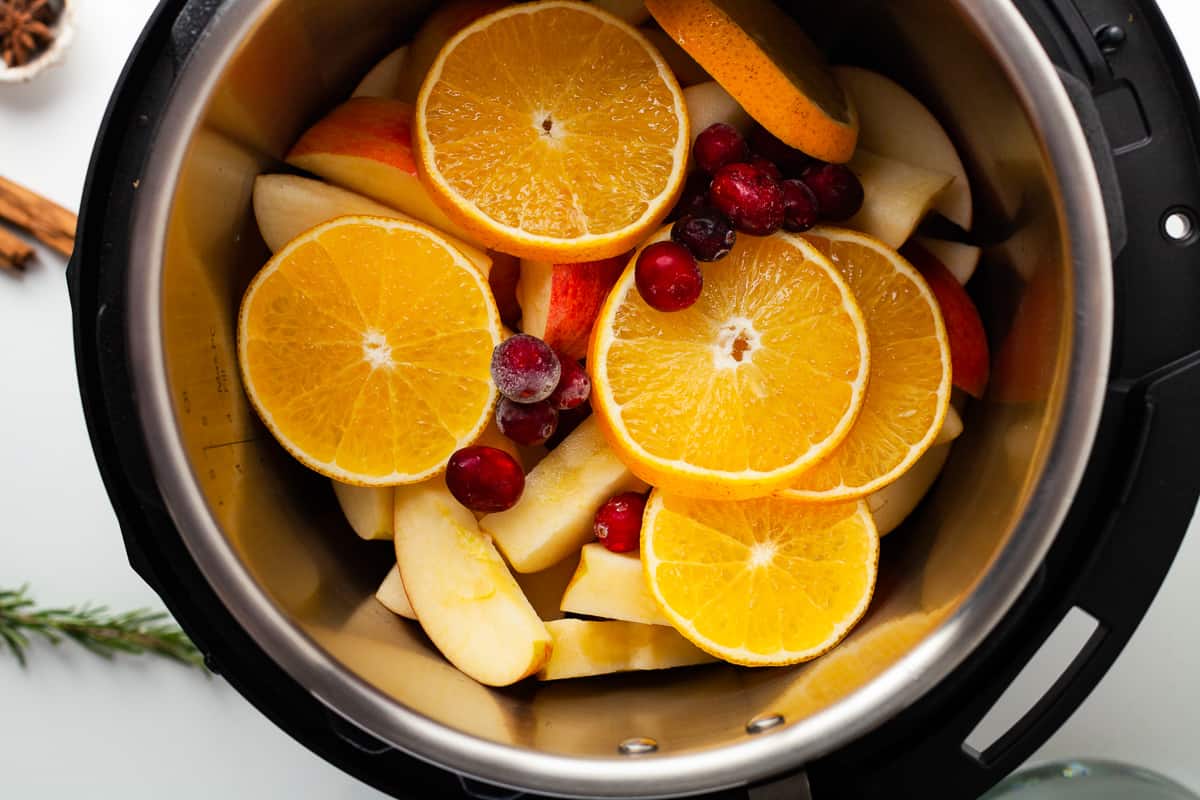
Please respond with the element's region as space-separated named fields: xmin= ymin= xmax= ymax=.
xmin=67 ymin=0 xmax=1200 ymax=797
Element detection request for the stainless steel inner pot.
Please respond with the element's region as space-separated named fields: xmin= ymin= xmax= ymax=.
xmin=121 ymin=1 xmax=1113 ymax=796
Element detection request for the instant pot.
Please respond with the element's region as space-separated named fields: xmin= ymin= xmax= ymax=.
xmin=68 ymin=1 xmax=1200 ymax=798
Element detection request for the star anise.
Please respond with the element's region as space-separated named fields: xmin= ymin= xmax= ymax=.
xmin=0 ymin=0 xmax=61 ymax=69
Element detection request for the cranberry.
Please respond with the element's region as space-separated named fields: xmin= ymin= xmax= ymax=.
xmin=801 ymin=163 xmax=864 ymax=221
xmin=445 ymin=446 xmax=525 ymax=513
xmin=749 ymin=156 xmax=783 ymax=182
xmin=748 ymin=126 xmax=814 ymax=177
xmin=693 ymin=123 xmax=749 ymax=174
xmin=594 ymin=492 xmax=648 ymax=553
xmin=491 ymin=334 xmax=561 ymax=403
xmin=673 ymin=171 xmax=714 ymax=219
xmin=547 ymin=356 xmax=591 ymax=410
xmin=496 ymin=398 xmax=558 ymax=446
xmin=635 ymin=241 xmax=703 ymax=312
xmin=781 ymin=179 xmax=820 ymax=232
xmin=709 ymin=162 xmax=785 ymax=236
xmin=672 ymin=212 xmax=736 ymax=262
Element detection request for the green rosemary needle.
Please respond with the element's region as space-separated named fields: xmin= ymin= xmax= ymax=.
xmin=0 ymin=585 xmax=205 ymax=670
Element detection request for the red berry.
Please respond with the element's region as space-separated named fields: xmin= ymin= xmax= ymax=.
xmin=635 ymin=241 xmax=703 ymax=312
xmin=801 ymin=163 xmax=864 ymax=221
xmin=748 ymin=126 xmax=814 ymax=177
xmin=709 ymin=162 xmax=785 ymax=236
xmin=749 ymin=156 xmax=783 ymax=182
xmin=781 ymin=179 xmax=820 ymax=232
xmin=445 ymin=446 xmax=525 ymax=513
xmin=548 ymin=356 xmax=591 ymax=410
xmin=594 ymin=492 xmax=647 ymax=553
xmin=693 ymin=123 xmax=750 ymax=174
xmin=491 ymin=334 xmax=561 ymax=403
xmin=672 ymin=212 xmax=736 ymax=262
xmin=496 ymin=398 xmax=558 ymax=446
xmin=673 ymin=171 xmax=714 ymax=219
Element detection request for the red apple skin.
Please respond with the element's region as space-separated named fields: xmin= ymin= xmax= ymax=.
xmin=902 ymin=241 xmax=990 ymax=398
xmin=520 ymin=257 xmax=626 ymax=360
xmin=488 ymin=252 xmax=522 ymax=329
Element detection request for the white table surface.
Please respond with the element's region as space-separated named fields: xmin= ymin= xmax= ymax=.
xmin=1 ymin=2 xmax=1198 ymax=797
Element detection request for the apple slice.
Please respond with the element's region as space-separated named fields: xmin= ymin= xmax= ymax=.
xmin=517 ymin=257 xmax=626 ymax=359
xmin=538 ymin=619 xmax=715 ymax=680
xmin=396 ymin=0 xmax=509 ymax=102
xmin=252 ymin=174 xmax=491 ymax=275
xmin=683 ymin=81 xmax=752 ymax=139
xmin=869 ymin=443 xmax=953 ymax=536
xmin=286 ymin=98 xmax=480 ymax=245
xmin=902 ymin=241 xmax=990 ymax=398
xmin=834 ymin=66 xmax=974 ymax=231
xmin=480 ymin=417 xmax=649 ymax=573
xmin=912 ymin=236 xmax=980 ymax=286
xmin=332 ymin=480 xmax=394 ymax=541
xmin=847 ymin=149 xmax=953 ymax=249
xmin=352 ymin=46 xmax=409 ymax=98
xmin=394 ymin=482 xmax=551 ymax=686
xmin=641 ymin=27 xmax=709 ymax=86
xmin=560 ymin=543 xmax=671 ymax=626
xmin=376 ymin=565 xmax=417 ymax=619
xmin=592 ymin=0 xmax=651 ymax=24
xmin=935 ymin=403 xmax=964 ymax=446
xmin=515 ymin=555 xmax=580 ymax=621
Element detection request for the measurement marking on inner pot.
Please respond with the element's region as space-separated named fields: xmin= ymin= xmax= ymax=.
xmin=618 ymin=737 xmax=658 ymax=756
xmin=201 ymin=437 xmax=263 ymax=452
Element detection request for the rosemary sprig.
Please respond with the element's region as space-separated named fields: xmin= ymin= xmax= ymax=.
xmin=0 ymin=585 xmax=205 ymax=670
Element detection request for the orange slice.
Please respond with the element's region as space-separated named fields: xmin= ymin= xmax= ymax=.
xmin=589 ymin=229 xmax=870 ymax=500
xmin=645 ymin=0 xmax=858 ymax=163
xmin=414 ymin=1 xmax=690 ymax=262
xmin=237 ymin=216 xmax=501 ymax=486
xmin=642 ymin=491 xmax=878 ymax=666
xmin=781 ymin=228 xmax=952 ymax=502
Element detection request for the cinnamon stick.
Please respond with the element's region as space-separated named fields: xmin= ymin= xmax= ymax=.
xmin=0 ymin=226 xmax=34 ymax=271
xmin=0 ymin=175 xmax=77 ymax=258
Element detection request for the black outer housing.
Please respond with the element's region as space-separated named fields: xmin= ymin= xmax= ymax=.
xmin=67 ymin=1 xmax=1200 ymax=798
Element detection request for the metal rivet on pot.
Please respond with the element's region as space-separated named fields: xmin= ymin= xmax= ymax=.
xmin=618 ymin=737 xmax=658 ymax=756
xmin=1094 ymin=24 xmax=1126 ymax=54
xmin=746 ymin=713 xmax=785 ymax=734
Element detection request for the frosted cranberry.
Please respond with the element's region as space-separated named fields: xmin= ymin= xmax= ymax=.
xmin=781 ymin=179 xmax=820 ymax=232
xmin=709 ymin=162 xmax=785 ymax=236
xmin=749 ymin=156 xmax=783 ymax=182
xmin=635 ymin=241 xmax=703 ymax=312
xmin=673 ymin=171 xmax=714 ymax=219
xmin=748 ymin=126 xmax=814 ymax=177
xmin=445 ymin=446 xmax=525 ymax=513
xmin=693 ymin=123 xmax=749 ymax=174
xmin=496 ymin=398 xmax=558 ymax=446
xmin=672 ymin=212 xmax=736 ymax=262
xmin=491 ymin=334 xmax=561 ymax=403
xmin=594 ymin=492 xmax=648 ymax=553
xmin=548 ymin=356 xmax=591 ymax=410
xmin=801 ymin=163 xmax=864 ymax=221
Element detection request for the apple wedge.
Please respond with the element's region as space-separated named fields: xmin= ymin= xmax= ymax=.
xmin=352 ymin=46 xmax=409 ymax=99
xmin=560 ymin=543 xmax=671 ymax=626
xmin=936 ymin=404 xmax=964 ymax=446
xmin=847 ymin=149 xmax=954 ymax=249
xmin=376 ymin=565 xmax=417 ymax=619
xmin=592 ymin=0 xmax=651 ymax=24
xmin=396 ymin=0 xmax=509 ymax=102
xmin=332 ymin=480 xmax=394 ymax=541
xmin=394 ymin=482 xmax=551 ymax=686
xmin=683 ymin=81 xmax=752 ymax=139
xmin=538 ymin=619 xmax=715 ymax=680
xmin=515 ymin=555 xmax=580 ymax=621
xmin=869 ymin=443 xmax=953 ymax=536
xmin=834 ymin=66 xmax=974 ymax=231
xmin=641 ymin=27 xmax=709 ymax=86
xmin=286 ymin=98 xmax=480 ymax=245
xmin=517 ymin=257 xmax=626 ymax=360
xmin=912 ymin=236 xmax=980 ymax=286
xmin=252 ymin=174 xmax=491 ymax=275
xmin=480 ymin=417 xmax=649 ymax=573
